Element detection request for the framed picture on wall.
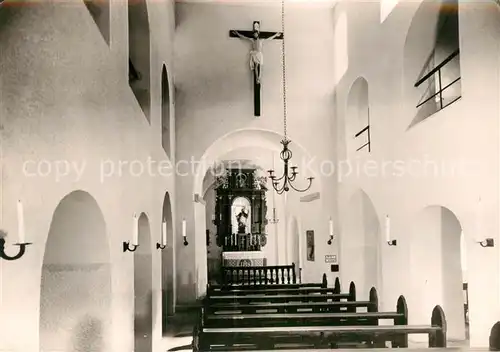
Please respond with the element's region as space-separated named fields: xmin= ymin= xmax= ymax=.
xmin=306 ymin=230 xmax=315 ymax=261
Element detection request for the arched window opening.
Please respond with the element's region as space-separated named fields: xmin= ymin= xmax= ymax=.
xmin=380 ymin=0 xmax=398 ymax=23
xmin=128 ymin=0 xmax=151 ymax=123
xmin=161 ymin=65 xmax=171 ymax=158
xmin=406 ymin=0 xmax=461 ymax=128
xmin=346 ymin=77 xmax=370 ymax=154
xmin=84 ymin=0 xmax=110 ymax=45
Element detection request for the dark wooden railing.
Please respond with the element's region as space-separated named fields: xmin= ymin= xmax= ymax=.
xmin=415 ymin=49 xmax=461 ymax=111
xmin=221 ymin=264 xmax=297 ymax=285
xmin=354 ymin=124 xmax=371 ymax=153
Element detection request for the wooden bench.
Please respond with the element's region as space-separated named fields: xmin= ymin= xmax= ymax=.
xmin=205 ymin=281 xmax=355 ymax=305
xmin=205 ymin=285 xmax=373 ymax=316
xmin=193 ymin=290 xmax=447 ymax=351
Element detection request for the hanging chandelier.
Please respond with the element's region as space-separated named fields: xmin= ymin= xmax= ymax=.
xmin=268 ymin=0 xmax=313 ymax=195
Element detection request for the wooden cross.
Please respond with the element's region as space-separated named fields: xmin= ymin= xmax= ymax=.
xmin=229 ymin=21 xmax=283 ymax=117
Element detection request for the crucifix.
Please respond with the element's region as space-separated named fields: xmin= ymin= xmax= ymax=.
xmin=230 ymin=21 xmax=283 ymax=117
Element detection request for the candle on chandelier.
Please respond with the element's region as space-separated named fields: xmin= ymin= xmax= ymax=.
xmin=132 ymin=214 xmax=139 ymax=246
xmin=162 ymin=218 xmax=167 ymax=246
xmin=385 ymin=215 xmax=391 ymax=242
xmin=17 ymin=200 xmax=26 ymax=244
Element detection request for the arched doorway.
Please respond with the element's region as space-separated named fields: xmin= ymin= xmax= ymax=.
xmin=410 ymin=205 xmax=466 ymax=343
xmin=40 ymin=190 xmax=111 ymax=352
xmin=341 ymin=189 xmax=380 ymax=300
xmin=134 ymin=212 xmax=153 ymax=352
xmin=161 ymin=192 xmax=175 ymax=334
xmin=346 ymin=77 xmax=370 ymax=155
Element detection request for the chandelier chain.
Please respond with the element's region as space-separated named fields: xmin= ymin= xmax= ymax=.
xmin=281 ymin=0 xmax=287 ymax=140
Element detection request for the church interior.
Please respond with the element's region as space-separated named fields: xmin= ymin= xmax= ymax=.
xmin=1 ymin=0 xmax=500 ymax=350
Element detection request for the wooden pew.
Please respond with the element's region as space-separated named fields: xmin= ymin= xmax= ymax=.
xmin=205 ymin=284 xmax=369 ymax=316
xmin=221 ymin=264 xmax=297 ymax=285
xmin=206 ymin=287 xmax=380 ymax=326
xmin=209 ymin=273 xmax=332 ymax=294
xmin=206 ymin=281 xmax=356 ymax=305
xmin=193 ymin=290 xmax=447 ymax=351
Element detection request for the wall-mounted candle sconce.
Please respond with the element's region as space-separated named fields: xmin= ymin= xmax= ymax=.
xmin=123 ymin=214 xmax=139 ymax=252
xmin=157 ymin=218 xmax=167 ymax=250
xmin=327 ymin=217 xmax=335 ymax=245
xmin=385 ymin=215 xmax=397 ymax=246
xmin=478 ymin=238 xmax=494 ymax=247
xmin=0 ymin=200 xmax=33 ymax=261
xmin=182 ymin=218 xmax=188 ymax=246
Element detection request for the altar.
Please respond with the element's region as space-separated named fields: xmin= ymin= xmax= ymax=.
xmin=222 ymin=251 xmax=267 ymax=267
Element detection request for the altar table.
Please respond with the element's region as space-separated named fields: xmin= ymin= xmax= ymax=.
xmin=222 ymin=251 xmax=267 ymax=267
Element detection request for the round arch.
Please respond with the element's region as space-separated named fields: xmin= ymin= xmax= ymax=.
xmin=403 ymin=0 xmax=461 ymax=129
xmin=128 ymin=0 xmax=151 ymax=121
xmin=192 ymin=129 xmax=320 ymax=294
xmin=409 ymin=205 xmax=466 ymax=342
xmin=193 ymin=128 xmax=320 ymax=196
xmin=161 ymin=64 xmax=172 ymax=158
xmin=340 ymin=188 xmax=381 ymax=300
xmin=346 ymin=76 xmax=370 ymax=154
xmin=161 ymin=191 xmax=175 ymax=332
xmin=134 ymin=212 xmax=153 ymax=351
xmin=40 ymin=190 xmax=111 ymax=351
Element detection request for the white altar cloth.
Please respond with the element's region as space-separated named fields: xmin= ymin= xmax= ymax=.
xmin=222 ymin=251 xmax=266 ymax=267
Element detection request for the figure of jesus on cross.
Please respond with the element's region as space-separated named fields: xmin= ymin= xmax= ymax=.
xmin=230 ymin=21 xmax=283 ymax=116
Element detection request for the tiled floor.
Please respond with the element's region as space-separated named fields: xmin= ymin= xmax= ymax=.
xmin=160 ymin=309 xmax=479 ymax=351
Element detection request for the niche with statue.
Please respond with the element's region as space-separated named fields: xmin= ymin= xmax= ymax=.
xmin=213 ymin=168 xmax=268 ymax=252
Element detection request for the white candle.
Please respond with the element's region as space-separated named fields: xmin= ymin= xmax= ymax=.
xmin=329 ymin=217 xmax=334 ymax=237
xmin=132 ymin=214 xmax=139 ymax=245
xmin=385 ymin=215 xmax=391 ymax=242
xmin=162 ymin=219 xmax=167 ymax=245
xmin=182 ymin=219 xmax=187 ymax=239
xmin=17 ymin=200 xmax=25 ymax=244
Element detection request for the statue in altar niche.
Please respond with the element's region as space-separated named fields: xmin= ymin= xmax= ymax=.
xmin=232 ymin=196 xmax=251 ymax=235
xmin=236 ymin=206 xmax=249 ymax=234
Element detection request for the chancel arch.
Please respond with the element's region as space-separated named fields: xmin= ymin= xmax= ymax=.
xmin=192 ymin=129 xmax=320 ymax=292
xmin=409 ymin=205 xmax=466 ymax=344
xmin=134 ymin=212 xmax=153 ymax=351
xmin=40 ymin=190 xmax=111 ymax=352
xmin=161 ymin=192 xmax=175 ymax=334
xmin=403 ymin=0 xmax=461 ymax=128
xmin=346 ymin=77 xmax=370 ymax=155
xmin=128 ymin=0 xmax=151 ymax=122
xmin=340 ymin=189 xmax=380 ymax=301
